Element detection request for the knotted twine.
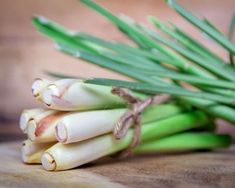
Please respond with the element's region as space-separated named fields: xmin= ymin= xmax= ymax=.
xmin=111 ymin=87 xmax=171 ymax=157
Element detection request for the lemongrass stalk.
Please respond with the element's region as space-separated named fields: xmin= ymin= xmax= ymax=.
xmin=32 ymin=16 xmax=221 ymax=90
xmin=85 ymin=78 xmax=235 ymax=104
xmin=74 ymin=32 xmax=181 ymax=69
xmin=40 ymin=78 xmax=77 ymax=106
xmin=73 ymin=33 xmax=169 ymax=72
xmin=32 ymin=12 xmax=212 ymax=78
xmin=41 ymin=79 xmax=125 ymax=111
xmin=22 ymin=140 xmax=56 ymax=164
xmin=58 ymin=43 xmax=235 ymax=99
xmin=149 ymin=17 xmax=226 ymax=64
xmin=151 ymin=19 xmax=235 ymax=84
xmin=57 ymin=44 xmax=173 ymax=86
xmin=56 ymin=38 xmax=235 ymax=122
xmin=55 ymin=109 xmax=125 ymax=143
xmin=32 ymin=78 xmax=52 ymax=100
xmin=55 ymin=104 xmax=184 ymax=144
xmin=133 ymin=69 xmax=235 ymax=90
xmin=166 ymin=0 xmax=235 ymax=54
xmin=203 ymin=19 xmax=222 ymax=34
xmin=80 ymin=0 xmax=213 ymax=78
xmin=51 ymin=13 xmax=233 ymax=94
xmin=181 ymin=97 xmax=235 ymax=123
xmin=143 ymin=69 xmax=235 ymax=98
xmin=171 ymin=22 xmax=225 ymax=63
xmin=118 ymin=15 xmax=235 ymax=90
xmin=27 ymin=110 xmax=68 ymax=143
xmin=19 ymin=108 xmax=46 ymax=133
xmin=32 ymin=15 xmax=212 ymax=85
xmin=104 ymin=16 xmax=235 ymax=97
xmin=131 ymin=18 xmax=235 ymax=81
xmin=132 ymin=17 xmax=235 ymax=83
xmin=134 ymin=132 xmax=231 ymax=153
xmin=41 ymin=111 xmax=208 ymax=171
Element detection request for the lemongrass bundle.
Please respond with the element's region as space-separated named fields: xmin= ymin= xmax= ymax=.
xmin=55 ymin=104 xmax=184 ymax=143
xmin=41 ymin=111 xmax=210 ymax=170
xmin=21 ymin=140 xmax=56 ymax=163
xmin=24 ymin=0 xmax=235 ymax=171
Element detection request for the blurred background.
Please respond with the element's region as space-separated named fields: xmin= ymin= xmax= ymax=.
xmin=0 ymin=0 xmax=234 ymax=141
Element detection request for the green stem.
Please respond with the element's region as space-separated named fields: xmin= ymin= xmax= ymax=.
xmin=166 ymin=0 xmax=235 ymax=54
xmin=135 ymin=132 xmax=231 ymax=153
xmin=141 ymin=26 xmax=235 ymax=81
xmin=182 ymin=97 xmax=235 ymax=123
xmin=142 ymin=103 xmax=187 ymax=122
xmin=140 ymin=111 xmax=209 ymax=142
xmin=149 ymin=16 xmax=226 ymax=64
xmin=135 ymin=69 xmax=235 ymax=90
xmin=80 ymin=0 xmax=214 ymax=78
xmin=86 ymin=78 xmax=235 ymax=105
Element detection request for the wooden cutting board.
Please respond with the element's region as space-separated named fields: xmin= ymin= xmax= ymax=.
xmin=1 ymin=141 xmax=235 ymax=188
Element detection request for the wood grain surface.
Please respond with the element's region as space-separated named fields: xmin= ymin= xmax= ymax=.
xmin=1 ymin=141 xmax=235 ymax=188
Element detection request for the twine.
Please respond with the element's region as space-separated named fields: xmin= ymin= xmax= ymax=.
xmin=111 ymin=87 xmax=171 ymax=157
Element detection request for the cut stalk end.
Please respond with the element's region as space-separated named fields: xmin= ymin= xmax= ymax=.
xmin=42 ymin=84 xmax=60 ymax=106
xmin=55 ymin=122 xmax=68 ymax=143
xmin=32 ymin=78 xmax=51 ymax=99
xmin=21 ymin=151 xmax=28 ymax=163
xmin=19 ymin=113 xmax=30 ymax=133
xmin=27 ymin=120 xmax=37 ymax=141
xmin=41 ymin=152 xmax=56 ymax=171
xmin=21 ymin=141 xmax=29 ymax=155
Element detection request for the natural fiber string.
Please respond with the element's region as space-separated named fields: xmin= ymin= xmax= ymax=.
xmin=111 ymin=87 xmax=171 ymax=157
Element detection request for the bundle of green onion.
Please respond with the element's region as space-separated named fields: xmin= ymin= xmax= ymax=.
xmin=20 ymin=0 xmax=235 ymax=171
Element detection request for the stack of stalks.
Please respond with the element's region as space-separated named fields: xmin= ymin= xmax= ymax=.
xmin=20 ymin=78 xmax=231 ymax=171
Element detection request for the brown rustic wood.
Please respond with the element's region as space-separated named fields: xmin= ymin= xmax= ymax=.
xmin=1 ymin=141 xmax=235 ymax=188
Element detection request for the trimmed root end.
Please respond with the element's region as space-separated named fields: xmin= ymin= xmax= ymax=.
xmin=19 ymin=113 xmax=29 ymax=133
xmin=27 ymin=120 xmax=37 ymax=141
xmin=41 ymin=152 xmax=56 ymax=171
xmin=21 ymin=141 xmax=29 ymax=155
xmin=21 ymin=152 xmax=28 ymax=163
xmin=42 ymin=84 xmax=59 ymax=106
xmin=55 ymin=122 xmax=68 ymax=143
xmin=32 ymin=78 xmax=44 ymax=98
xmin=21 ymin=143 xmax=31 ymax=163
